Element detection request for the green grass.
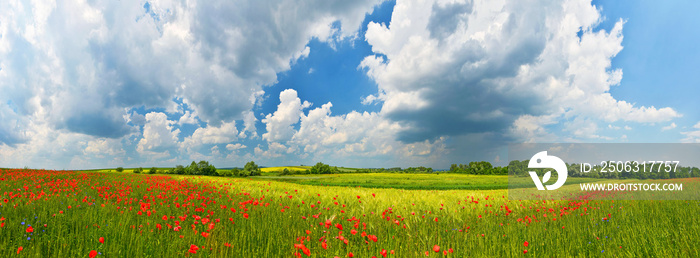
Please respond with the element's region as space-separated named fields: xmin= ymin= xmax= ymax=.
xmin=0 ymin=169 xmax=699 ymax=257
xmin=254 ymin=173 xmax=602 ymax=190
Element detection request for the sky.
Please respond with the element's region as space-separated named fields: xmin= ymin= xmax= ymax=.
xmin=1 ymin=0 xmax=699 ymax=170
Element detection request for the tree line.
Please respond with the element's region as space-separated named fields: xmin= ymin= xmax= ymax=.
xmin=115 ymin=160 xmax=262 ymax=177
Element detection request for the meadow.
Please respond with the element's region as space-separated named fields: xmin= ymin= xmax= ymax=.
xmin=0 ymin=168 xmax=698 ymax=257
xmin=255 ymin=173 xmax=601 ymax=190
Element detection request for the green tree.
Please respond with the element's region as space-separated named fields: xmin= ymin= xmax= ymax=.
xmin=310 ymin=162 xmax=332 ymax=174
xmin=186 ymin=161 xmax=198 ymax=175
xmin=116 ymin=167 xmax=124 ymax=173
xmin=244 ymin=161 xmax=261 ymax=176
xmin=175 ymin=165 xmax=185 ymax=175
xmin=149 ymin=167 xmax=157 ymax=174
xmin=134 ymin=167 xmax=143 ymax=174
xmin=281 ymin=168 xmax=291 ymax=176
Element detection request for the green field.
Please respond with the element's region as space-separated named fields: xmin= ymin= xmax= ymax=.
xmin=254 ymin=173 xmax=602 ymax=190
xmin=0 ymin=168 xmax=698 ymax=257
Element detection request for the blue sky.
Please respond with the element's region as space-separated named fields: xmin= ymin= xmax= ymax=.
xmin=0 ymin=0 xmax=699 ymax=170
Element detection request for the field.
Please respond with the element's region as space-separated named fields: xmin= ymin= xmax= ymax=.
xmin=255 ymin=173 xmax=601 ymax=190
xmin=0 ymin=168 xmax=699 ymax=257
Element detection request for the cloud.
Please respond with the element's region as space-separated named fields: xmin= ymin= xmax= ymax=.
xmin=239 ymin=111 xmax=258 ymax=138
xmin=84 ymin=138 xmax=126 ymax=158
xmin=137 ymin=112 xmax=180 ymax=155
xmin=226 ymin=143 xmax=247 ymax=151
xmin=661 ymin=122 xmax=677 ymax=131
xmin=178 ymin=110 xmax=199 ymax=125
xmin=360 ymin=0 xmax=680 ymax=143
xmin=0 ymin=0 xmax=384 ymax=139
xmin=258 ymin=89 xmax=449 ymax=167
xmin=180 ymin=120 xmax=238 ymax=153
xmin=0 ymin=102 xmax=27 ymax=146
xmin=681 ymin=122 xmax=700 ymax=143
xmin=262 ymin=89 xmax=311 ymax=142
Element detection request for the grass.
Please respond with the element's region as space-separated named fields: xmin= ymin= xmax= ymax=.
xmin=0 ymin=168 xmax=698 ymax=257
xmin=254 ymin=173 xmax=602 ymax=190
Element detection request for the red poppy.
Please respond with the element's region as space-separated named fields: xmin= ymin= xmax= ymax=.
xmin=243 ymin=213 xmax=249 ymax=219
xmin=189 ymin=244 xmax=199 ymax=254
xmin=26 ymin=226 xmax=34 ymax=233
xmin=89 ymin=250 xmax=97 ymax=258
xmin=99 ymin=237 xmax=105 ymax=244
xmin=524 ymin=241 xmax=529 ymax=247
xmin=523 ymin=250 xmax=528 ymax=254
xmin=348 ymin=252 xmax=354 ymax=258
xmin=201 ymin=232 xmax=210 ymax=238
xmin=380 ymin=249 xmax=387 ymax=257
xmin=162 ymin=215 xmax=168 ymax=221
xmin=336 ymin=223 xmax=343 ymax=230
xmin=433 ymin=245 xmax=440 ymax=253
xmin=17 ymin=246 xmax=23 ymax=254
xmin=368 ymin=235 xmax=378 ymax=242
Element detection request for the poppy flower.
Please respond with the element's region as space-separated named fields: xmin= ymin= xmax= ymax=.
xmin=26 ymin=226 xmax=34 ymax=233
xmin=433 ymin=245 xmax=440 ymax=253
xmin=99 ymin=237 xmax=104 ymax=244
xmin=17 ymin=246 xmax=23 ymax=254
xmin=188 ymin=244 xmax=199 ymax=254
xmin=368 ymin=235 xmax=378 ymax=242
xmin=523 ymin=250 xmax=528 ymax=254
xmin=162 ymin=215 xmax=168 ymax=221
xmin=524 ymin=241 xmax=529 ymax=247
xmin=89 ymin=250 xmax=97 ymax=258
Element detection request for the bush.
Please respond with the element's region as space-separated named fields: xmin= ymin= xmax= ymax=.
xmin=149 ymin=167 xmax=157 ymax=174
xmin=116 ymin=167 xmax=124 ymax=173
xmin=134 ymin=167 xmax=143 ymax=174
xmin=218 ymin=170 xmax=233 ymax=177
xmin=281 ymin=168 xmax=290 ymax=176
xmin=175 ymin=165 xmax=185 ymax=175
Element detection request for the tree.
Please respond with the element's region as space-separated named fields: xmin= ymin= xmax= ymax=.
xmin=149 ymin=167 xmax=157 ymax=174
xmin=116 ymin=167 xmax=124 ymax=173
xmin=281 ymin=168 xmax=291 ymax=175
xmin=175 ymin=165 xmax=185 ymax=175
xmin=186 ymin=161 xmax=198 ymax=175
xmin=196 ymin=161 xmax=216 ymax=176
xmin=310 ymin=162 xmax=332 ymax=174
xmin=135 ymin=167 xmax=143 ymax=174
xmin=244 ymin=161 xmax=261 ymax=176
